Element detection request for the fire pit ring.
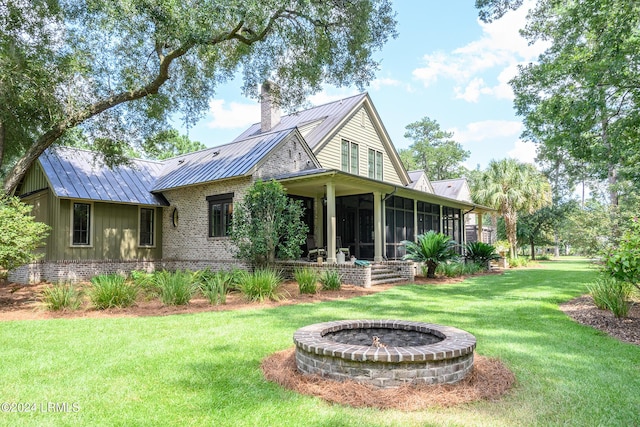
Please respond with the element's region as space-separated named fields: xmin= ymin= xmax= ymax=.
xmin=293 ymin=319 xmax=476 ymax=388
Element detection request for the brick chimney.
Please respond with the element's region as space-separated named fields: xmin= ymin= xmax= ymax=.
xmin=260 ymin=81 xmax=281 ymax=132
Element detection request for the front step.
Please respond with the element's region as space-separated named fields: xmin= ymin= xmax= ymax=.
xmin=370 ymin=264 xmax=406 ymax=286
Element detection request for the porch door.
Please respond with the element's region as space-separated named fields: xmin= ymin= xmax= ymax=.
xmin=335 ymin=194 xmax=374 ymax=260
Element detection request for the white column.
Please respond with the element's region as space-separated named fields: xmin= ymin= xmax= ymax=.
xmin=373 ymin=191 xmax=383 ymax=262
xmin=314 ymin=195 xmax=324 ymax=246
xmin=477 ymin=212 xmax=484 ymax=243
xmin=326 ymin=182 xmax=336 ymax=263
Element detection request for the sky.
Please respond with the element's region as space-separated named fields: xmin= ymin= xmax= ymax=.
xmin=177 ymin=1 xmax=546 ymax=172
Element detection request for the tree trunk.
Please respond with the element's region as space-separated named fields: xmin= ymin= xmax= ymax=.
xmin=0 ymin=119 xmax=4 ymax=184
xmin=530 ymin=239 xmax=536 ymax=260
xmin=504 ymin=210 xmax=518 ymax=259
xmin=426 ymin=261 xmax=437 ymax=278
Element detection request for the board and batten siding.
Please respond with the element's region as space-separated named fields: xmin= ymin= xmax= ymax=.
xmin=16 ymin=163 xmax=49 ymax=195
xmin=314 ymin=105 xmax=404 ymax=186
xmin=48 ymin=200 xmax=162 ymax=261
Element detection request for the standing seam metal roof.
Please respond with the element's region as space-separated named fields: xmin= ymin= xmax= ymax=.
xmin=151 ymin=128 xmax=295 ymax=191
xmin=232 ymin=93 xmax=367 ymax=150
xmin=39 ymin=146 xmax=167 ymax=206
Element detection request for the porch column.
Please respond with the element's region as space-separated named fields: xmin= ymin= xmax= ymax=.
xmin=325 ymin=181 xmax=336 ymax=263
xmin=314 ymin=195 xmax=324 ymax=246
xmin=477 ymin=212 xmax=484 ymax=243
xmin=373 ymin=191 xmax=383 ymax=262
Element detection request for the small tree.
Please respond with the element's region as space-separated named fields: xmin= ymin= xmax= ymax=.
xmin=230 ymin=180 xmax=308 ymax=268
xmin=604 ymin=217 xmax=640 ymax=292
xmin=0 ymin=196 xmax=50 ymax=274
xmin=402 ymin=231 xmax=458 ymax=278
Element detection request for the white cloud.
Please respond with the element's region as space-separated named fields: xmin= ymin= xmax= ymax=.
xmin=369 ymin=77 xmax=402 ymax=91
xmin=452 ymin=120 xmax=523 ymax=143
xmin=508 ymin=139 xmax=538 ymax=164
xmin=412 ymin=0 xmax=547 ymax=101
xmin=206 ymin=99 xmax=259 ymax=129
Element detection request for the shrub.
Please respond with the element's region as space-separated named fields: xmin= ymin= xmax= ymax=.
xmin=200 ymin=271 xmax=232 ymax=305
xmin=294 ymin=267 xmax=318 ymax=294
xmin=434 ymin=261 xmax=484 ymax=278
xmin=464 ymin=242 xmax=500 ymax=267
xmin=587 ymin=275 xmax=633 ymax=318
xmin=238 ymin=269 xmax=284 ymax=302
xmin=155 ymin=270 xmax=197 ymax=306
xmin=41 ymin=283 xmax=83 ymax=311
xmin=508 ymin=257 xmax=530 ymax=268
xmin=90 ymin=274 xmax=138 ymax=309
xmin=130 ymin=270 xmax=159 ymax=299
xmin=320 ymin=269 xmax=342 ymax=290
xmin=603 ymin=217 xmax=640 ymax=293
xmin=402 ymin=231 xmax=458 ymax=278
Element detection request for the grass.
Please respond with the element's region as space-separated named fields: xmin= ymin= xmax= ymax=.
xmin=319 ymin=269 xmax=342 ymax=290
xmin=89 ymin=274 xmax=138 ymax=309
xmin=40 ymin=283 xmax=83 ymax=311
xmin=238 ymin=268 xmax=284 ymax=302
xmin=154 ymin=270 xmax=197 ymax=306
xmin=293 ymin=267 xmax=318 ymax=294
xmin=0 ymin=258 xmax=638 ymax=426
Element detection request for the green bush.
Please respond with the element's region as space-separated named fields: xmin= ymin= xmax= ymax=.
xmin=238 ymin=269 xmax=284 ymax=302
xmin=130 ymin=270 xmax=159 ymax=299
xmin=587 ymin=275 xmax=633 ymax=318
xmin=294 ymin=267 xmax=318 ymax=294
xmin=41 ymin=283 xmax=83 ymax=311
xmin=464 ymin=241 xmax=500 ymax=267
xmin=90 ymin=274 xmax=138 ymax=309
xmin=155 ymin=270 xmax=197 ymax=306
xmin=603 ymin=217 xmax=640 ymax=293
xmin=200 ymin=271 xmax=232 ymax=305
xmin=320 ymin=269 xmax=342 ymax=290
xmin=434 ymin=261 xmax=484 ymax=278
xmin=508 ymin=257 xmax=530 ymax=268
xmin=402 ymin=231 xmax=458 ymax=278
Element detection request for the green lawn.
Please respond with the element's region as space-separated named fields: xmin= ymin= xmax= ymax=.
xmin=0 ymin=258 xmax=638 ymax=426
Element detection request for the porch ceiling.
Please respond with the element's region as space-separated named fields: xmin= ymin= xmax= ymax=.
xmin=278 ymin=170 xmax=395 ymax=199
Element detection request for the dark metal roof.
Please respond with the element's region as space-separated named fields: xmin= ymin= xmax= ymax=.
xmin=151 ymin=128 xmax=295 ymax=191
xmin=39 ymin=146 xmax=167 ymax=206
xmin=233 ymin=93 xmax=367 ymax=150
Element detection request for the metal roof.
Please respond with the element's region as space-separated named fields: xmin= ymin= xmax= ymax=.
xmin=233 ymin=93 xmax=367 ymax=150
xmin=431 ymin=178 xmax=472 ymax=202
xmin=39 ymin=146 xmax=167 ymax=206
xmin=151 ymin=128 xmax=295 ymax=191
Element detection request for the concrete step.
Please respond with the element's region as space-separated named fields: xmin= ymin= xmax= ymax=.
xmin=370 ymin=277 xmax=406 ymax=286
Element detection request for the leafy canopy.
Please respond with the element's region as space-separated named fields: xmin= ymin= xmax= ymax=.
xmin=399 ymin=116 xmax=469 ymax=180
xmin=0 ymin=0 xmax=397 ymax=193
xmin=230 ymin=179 xmax=308 ymax=268
xmin=0 ymin=195 xmax=50 ymax=272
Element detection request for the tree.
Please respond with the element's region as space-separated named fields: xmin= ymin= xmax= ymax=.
xmin=517 ymin=201 xmax=577 ymax=259
xmin=0 ymin=196 xmax=50 ymax=273
xmin=472 ymin=159 xmax=551 ymax=259
xmin=142 ymin=130 xmax=206 ymax=160
xmin=604 ymin=217 xmax=640 ymax=292
xmin=401 ymin=231 xmax=458 ymax=278
xmin=230 ymin=180 xmax=308 ymax=268
xmin=0 ymin=0 xmax=397 ymax=194
xmin=400 ymin=116 xmax=470 ymax=180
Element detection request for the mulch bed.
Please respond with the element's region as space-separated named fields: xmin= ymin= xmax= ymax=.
xmin=261 ymin=348 xmax=516 ymax=410
xmin=560 ymin=295 xmax=640 ymax=346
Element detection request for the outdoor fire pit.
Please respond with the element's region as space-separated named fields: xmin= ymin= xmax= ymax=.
xmin=293 ymin=319 xmax=476 ymax=388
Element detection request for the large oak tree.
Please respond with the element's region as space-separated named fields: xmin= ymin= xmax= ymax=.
xmin=0 ymin=0 xmax=397 ymax=194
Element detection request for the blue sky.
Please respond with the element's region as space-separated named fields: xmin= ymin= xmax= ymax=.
xmin=178 ymin=1 xmax=545 ymax=172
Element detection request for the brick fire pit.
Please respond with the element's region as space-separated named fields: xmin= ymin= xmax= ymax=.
xmin=293 ymin=319 xmax=476 ymax=388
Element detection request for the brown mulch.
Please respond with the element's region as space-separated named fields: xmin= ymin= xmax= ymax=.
xmin=261 ymin=348 xmax=515 ymax=410
xmin=560 ymin=294 xmax=640 ymax=346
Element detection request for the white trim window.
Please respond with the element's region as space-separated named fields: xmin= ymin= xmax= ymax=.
xmin=139 ymin=207 xmax=155 ymax=247
xmin=341 ymin=139 xmax=359 ymax=175
xmin=368 ymin=148 xmax=383 ymax=181
xmin=71 ymin=201 xmax=92 ymax=246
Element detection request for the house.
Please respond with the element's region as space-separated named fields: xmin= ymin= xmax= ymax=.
xmin=10 ymin=85 xmax=493 ymax=284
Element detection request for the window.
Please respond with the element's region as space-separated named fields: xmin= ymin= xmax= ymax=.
xmin=72 ymin=202 xmax=91 ymax=246
xmin=207 ymin=193 xmax=234 ymax=237
xmin=341 ymin=139 xmax=359 ymax=174
xmin=139 ymin=208 xmax=155 ymax=246
xmin=368 ymin=149 xmax=383 ymax=180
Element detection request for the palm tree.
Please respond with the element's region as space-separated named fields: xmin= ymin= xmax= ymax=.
xmin=402 ymin=231 xmax=458 ymax=278
xmin=472 ymin=159 xmax=551 ymax=259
